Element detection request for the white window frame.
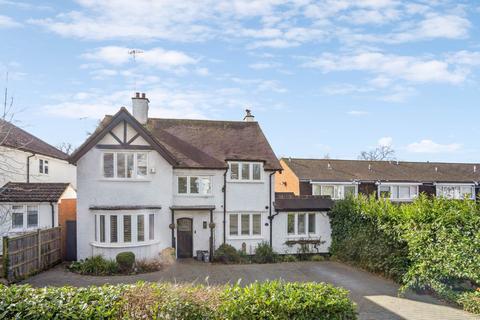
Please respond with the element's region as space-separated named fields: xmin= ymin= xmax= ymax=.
xmin=228 ymin=213 xmax=263 ymax=238
xmin=435 ymin=183 xmax=476 ymax=200
xmin=228 ymin=162 xmax=264 ymax=182
xmin=311 ymin=182 xmax=358 ymax=199
xmin=287 ymin=212 xmax=317 ymax=237
xmin=176 ymin=175 xmax=213 ymax=196
xmin=101 ymin=151 xmax=149 ymax=180
xmin=378 ymin=183 xmax=420 ymax=201
xmin=93 ymin=212 xmax=157 ymax=247
xmin=39 ymin=159 xmax=49 ymax=175
xmin=10 ymin=204 xmax=39 ymax=231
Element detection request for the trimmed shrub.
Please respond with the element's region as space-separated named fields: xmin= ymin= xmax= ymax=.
xmin=68 ymin=255 xmax=119 ymax=275
xmin=311 ymin=255 xmax=326 ymax=262
xmin=329 ymin=195 xmax=480 ymax=314
xmin=458 ymin=290 xmax=480 ymax=314
xmin=116 ymin=252 xmax=135 ymax=272
xmin=252 ymin=241 xmax=277 ymax=264
xmin=280 ymin=255 xmax=298 ymax=262
xmin=0 ymin=281 xmax=357 ymax=320
xmin=213 ymin=244 xmax=241 ymax=264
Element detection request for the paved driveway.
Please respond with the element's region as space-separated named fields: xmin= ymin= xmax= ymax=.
xmin=24 ymin=261 xmax=478 ymax=320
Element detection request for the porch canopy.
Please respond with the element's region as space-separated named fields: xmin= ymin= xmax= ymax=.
xmin=274 ymin=193 xmax=333 ymax=212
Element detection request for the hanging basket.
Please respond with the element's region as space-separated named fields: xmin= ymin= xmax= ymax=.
xmin=209 ymin=222 xmax=216 ymax=229
xmin=169 ymin=223 xmax=176 ymax=230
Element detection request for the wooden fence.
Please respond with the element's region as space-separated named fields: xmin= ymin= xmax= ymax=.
xmin=2 ymin=227 xmax=62 ymax=282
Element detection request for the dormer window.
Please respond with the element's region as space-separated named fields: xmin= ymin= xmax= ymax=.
xmin=102 ymin=152 xmax=148 ymax=179
xmin=229 ymin=162 xmax=262 ymax=182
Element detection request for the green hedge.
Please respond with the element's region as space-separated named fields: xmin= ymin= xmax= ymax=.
xmin=0 ymin=281 xmax=357 ymax=320
xmin=329 ymin=195 xmax=480 ymax=313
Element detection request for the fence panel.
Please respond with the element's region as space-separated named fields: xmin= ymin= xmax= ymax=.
xmin=2 ymin=227 xmax=62 ymax=282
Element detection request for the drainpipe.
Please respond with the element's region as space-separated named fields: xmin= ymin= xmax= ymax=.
xmin=268 ymin=171 xmax=276 ymax=248
xmin=26 ymin=153 xmax=35 ymax=183
xmin=223 ymin=167 xmax=228 ymax=244
xmin=49 ymin=202 xmax=55 ymax=227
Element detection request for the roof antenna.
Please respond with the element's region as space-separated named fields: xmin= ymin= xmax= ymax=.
xmin=128 ymin=49 xmax=144 ymax=93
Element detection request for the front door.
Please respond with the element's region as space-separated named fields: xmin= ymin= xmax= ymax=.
xmin=177 ymin=218 xmax=193 ymax=258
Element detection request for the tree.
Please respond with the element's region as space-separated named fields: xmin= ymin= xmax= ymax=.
xmin=56 ymin=142 xmax=75 ymax=155
xmin=358 ymin=145 xmax=396 ymax=161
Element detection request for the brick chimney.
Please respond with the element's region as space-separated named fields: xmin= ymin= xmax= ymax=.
xmin=243 ymin=109 xmax=255 ymax=122
xmin=132 ymin=92 xmax=149 ymax=124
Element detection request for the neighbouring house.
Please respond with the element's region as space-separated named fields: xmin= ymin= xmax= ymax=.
xmin=276 ymin=158 xmax=480 ymax=201
xmin=70 ymin=93 xmax=284 ymax=260
xmin=0 ymin=182 xmax=77 ymax=253
xmin=0 ymin=119 xmax=77 ymax=188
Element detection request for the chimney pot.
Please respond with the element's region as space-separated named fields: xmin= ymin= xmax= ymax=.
xmin=243 ymin=108 xmax=255 ymax=122
xmin=132 ymin=93 xmax=149 ymax=124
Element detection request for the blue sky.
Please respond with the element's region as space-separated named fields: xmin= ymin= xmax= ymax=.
xmin=1 ymin=0 xmax=480 ymax=162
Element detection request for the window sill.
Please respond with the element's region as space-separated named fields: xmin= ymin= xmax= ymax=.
xmin=227 ymin=180 xmax=264 ymax=184
xmin=286 ymin=234 xmax=318 ymax=238
xmin=98 ymin=178 xmax=152 ymax=182
xmin=175 ymin=194 xmax=214 ymax=198
xmin=90 ymin=240 xmax=160 ymax=248
xmin=227 ymin=236 xmax=264 ymax=241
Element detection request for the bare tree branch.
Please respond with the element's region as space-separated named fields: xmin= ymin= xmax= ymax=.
xmin=358 ymin=145 xmax=396 ymax=161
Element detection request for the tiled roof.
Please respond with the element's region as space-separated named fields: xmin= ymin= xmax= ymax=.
xmin=0 ymin=119 xmax=68 ymax=160
xmin=0 ymin=183 xmax=70 ymax=202
xmin=72 ymin=108 xmax=281 ymax=170
xmin=282 ymin=158 xmax=480 ymax=183
xmin=274 ymin=193 xmax=333 ymax=211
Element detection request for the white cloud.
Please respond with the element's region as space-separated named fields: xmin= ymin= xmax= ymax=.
xmin=249 ymin=62 xmax=279 ymax=70
xmin=347 ymin=110 xmax=369 ymax=116
xmin=0 ymin=15 xmax=21 ymax=28
xmin=378 ymin=136 xmax=392 ymax=147
xmin=447 ymin=51 xmax=480 ymax=66
xmin=406 ymin=139 xmax=461 ymax=153
xmin=304 ymin=52 xmax=467 ymax=84
xmin=82 ymin=46 xmax=197 ymax=71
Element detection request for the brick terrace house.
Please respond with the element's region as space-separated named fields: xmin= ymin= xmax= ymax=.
xmin=276 ymin=158 xmax=480 ymax=202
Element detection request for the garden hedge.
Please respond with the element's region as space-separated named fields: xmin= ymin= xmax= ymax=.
xmin=329 ymin=195 xmax=480 ymax=314
xmin=0 ymin=280 xmax=357 ymax=319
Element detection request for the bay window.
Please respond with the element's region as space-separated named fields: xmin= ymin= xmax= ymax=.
xmin=229 ymin=162 xmax=263 ymax=181
xmin=437 ymin=185 xmax=475 ymax=199
xmin=229 ymin=213 xmax=262 ymax=237
xmin=177 ymin=176 xmax=212 ymax=195
xmin=379 ymin=184 xmax=418 ymax=201
xmin=312 ymin=184 xmax=357 ymax=199
xmin=287 ymin=213 xmax=316 ymax=236
xmin=102 ymin=152 xmax=148 ymax=179
xmin=94 ymin=212 xmax=156 ymax=245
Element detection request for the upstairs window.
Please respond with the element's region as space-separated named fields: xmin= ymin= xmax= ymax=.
xmin=102 ymin=152 xmax=148 ymax=179
xmin=39 ymin=159 xmax=49 ymax=174
xmin=379 ymin=184 xmax=418 ymax=201
xmin=229 ymin=162 xmax=263 ymax=181
xmin=312 ymin=184 xmax=357 ymax=199
xmin=177 ymin=176 xmax=212 ymax=195
xmin=437 ymin=185 xmax=475 ymax=199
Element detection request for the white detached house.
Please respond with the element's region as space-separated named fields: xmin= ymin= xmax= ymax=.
xmin=70 ymin=93 xmax=281 ymax=260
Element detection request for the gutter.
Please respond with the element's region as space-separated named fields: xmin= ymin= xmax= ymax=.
xmin=268 ymin=170 xmax=277 ymax=248
xmin=223 ymin=167 xmax=228 ymax=244
xmin=26 ymin=153 xmax=35 ymax=183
